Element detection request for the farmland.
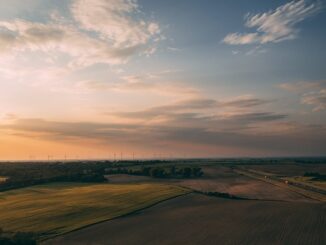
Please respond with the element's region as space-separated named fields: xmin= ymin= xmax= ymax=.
xmin=46 ymin=193 xmax=326 ymax=245
xmin=174 ymin=166 xmax=312 ymax=201
xmin=0 ymin=158 xmax=325 ymax=244
xmin=0 ymin=182 xmax=189 ymax=240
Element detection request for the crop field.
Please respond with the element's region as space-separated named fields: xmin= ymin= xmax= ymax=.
xmin=46 ymin=193 xmax=326 ymax=245
xmin=1 ymin=160 xmax=325 ymax=244
xmin=0 ymin=182 xmax=189 ymax=240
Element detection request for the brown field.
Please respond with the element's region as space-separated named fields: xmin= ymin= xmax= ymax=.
xmin=175 ymin=166 xmax=312 ymax=201
xmin=103 ymin=167 xmax=311 ymax=201
xmin=97 ymin=166 xmax=319 ymax=201
xmin=45 ymin=193 xmax=326 ymax=245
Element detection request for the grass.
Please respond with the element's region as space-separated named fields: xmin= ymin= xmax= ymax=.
xmin=0 ymin=182 xmax=189 ymax=240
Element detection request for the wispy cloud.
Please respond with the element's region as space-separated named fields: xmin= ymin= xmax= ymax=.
xmin=111 ymin=97 xmax=280 ymax=131
xmin=219 ymin=95 xmax=271 ymax=108
xmin=167 ymin=47 xmax=182 ymax=52
xmin=278 ymin=81 xmax=322 ymax=92
xmin=1 ymin=93 xmax=324 ymax=156
xmin=279 ymin=81 xmax=326 ymax=111
xmin=245 ymin=46 xmax=267 ymax=56
xmin=302 ymin=90 xmax=326 ymax=111
xmin=2 ymin=114 xmax=325 ymax=156
xmin=77 ymin=76 xmax=198 ymax=97
xmin=223 ymin=0 xmax=321 ymax=45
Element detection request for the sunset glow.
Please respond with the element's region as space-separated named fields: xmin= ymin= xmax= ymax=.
xmin=0 ymin=0 xmax=325 ymax=160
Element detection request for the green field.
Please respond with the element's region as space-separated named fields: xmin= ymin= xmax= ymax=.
xmin=0 ymin=182 xmax=189 ymax=240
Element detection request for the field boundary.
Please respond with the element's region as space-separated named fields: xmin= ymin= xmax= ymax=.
xmin=41 ymin=190 xmax=192 ymax=243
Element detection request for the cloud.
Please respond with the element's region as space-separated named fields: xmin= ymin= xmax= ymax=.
xmin=0 ymin=31 xmax=16 ymax=51
xmin=167 ymin=47 xmax=182 ymax=52
xmin=279 ymin=81 xmax=326 ymax=111
xmin=0 ymin=0 xmax=162 ymax=68
xmin=221 ymin=112 xmax=287 ymax=123
xmin=113 ymin=99 xmax=217 ymax=119
xmin=245 ymin=46 xmax=267 ymax=56
xmin=224 ymin=33 xmax=260 ymax=45
xmin=278 ymin=81 xmax=322 ymax=92
xmin=302 ymin=90 xmax=326 ymax=111
xmin=111 ymin=97 xmax=284 ymax=132
xmin=223 ymin=0 xmax=321 ymax=45
xmin=77 ymin=73 xmax=199 ymax=97
xmin=219 ymin=95 xmax=271 ymax=108
xmin=166 ymin=124 xmax=326 ymax=155
xmin=0 ymin=20 xmax=141 ymax=67
xmin=71 ymin=0 xmax=161 ymax=48
xmin=1 ymin=116 xmax=325 ymax=156
xmin=2 ymin=95 xmax=324 ymax=156
xmin=0 ymin=118 xmax=144 ymax=143
xmin=113 ymin=96 xmax=269 ymax=118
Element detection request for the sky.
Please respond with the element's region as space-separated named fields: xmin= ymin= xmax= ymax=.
xmin=0 ymin=0 xmax=326 ymax=160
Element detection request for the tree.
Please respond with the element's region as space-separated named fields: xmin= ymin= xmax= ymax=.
xmin=170 ymin=166 xmax=176 ymax=176
xmin=192 ymin=167 xmax=203 ymax=177
xmin=150 ymin=167 xmax=165 ymax=178
xmin=142 ymin=167 xmax=151 ymax=176
xmin=182 ymin=167 xmax=192 ymax=178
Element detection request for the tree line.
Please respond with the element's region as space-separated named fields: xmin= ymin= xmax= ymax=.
xmin=303 ymin=172 xmax=326 ymax=181
xmin=0 ymin=161 xmax=204 ymax=191
xmin=106 ymin=165 xmax=203 ymax=178
xmin=0 ymin=162 xmax=107 ymax=191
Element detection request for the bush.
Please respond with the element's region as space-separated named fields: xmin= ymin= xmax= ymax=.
xmin=12 ymin=232 xmax=37 ymax=245
xmin=192 ymin=167 xmax=203 ymax=177
xmin=150 ymin=167 xmax=166 ymax=178
xmin=0 ymin=230 xmax=37 ymax=245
